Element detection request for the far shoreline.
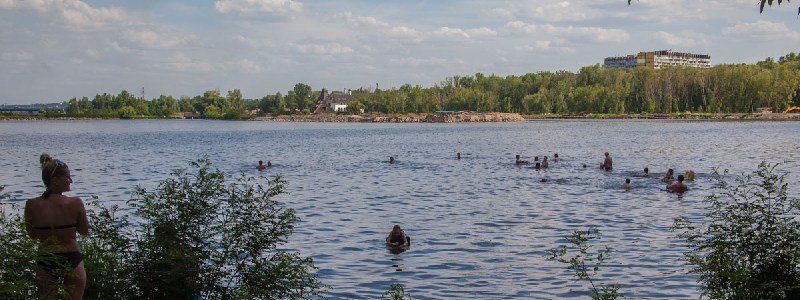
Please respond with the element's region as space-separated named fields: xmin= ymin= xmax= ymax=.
xmin=2 ymin=112 xmax=799 ymax=122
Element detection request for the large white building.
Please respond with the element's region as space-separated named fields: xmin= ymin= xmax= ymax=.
xmin=604 ymin=50 xmax=711 ymax=69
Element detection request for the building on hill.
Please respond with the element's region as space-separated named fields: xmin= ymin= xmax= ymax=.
xmin=314 ymin=88 xmax=354 ymax=113
xmin=604 ymin=50 xmax=711 ymax=69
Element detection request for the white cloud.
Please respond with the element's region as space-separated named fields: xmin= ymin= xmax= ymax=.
xmin=214 ymin=0 xmax=302 ymax=16
xmin=387 ymin=26 xmax=424 ymax=43
xmin=123 ymin=29 xmax=195 ymax=49
xmin=343 ymin=12 xmax=388 ymax=27
xmin=232 ymin=34 xmax=274 ymax=49
xmin=722 ymin=20 xmax=800 ymax=41
xmin=169 ymin=52 xmax=215 ymax=72
xmin=229 ymin=59 xmax=266 ymax=74
xmin=488 ymin=0 xmax=597 ymax=22
xmin=1 ymin=51 xmax=35 ymax=61
xmin=0 ymin=0 xmax=127 ymax=30
xmin=430 ymin=26 xmax=498 ymax=41
xmin=653 ymin=30 xmax=708 ymax=47
xmin=515 ymin=41 xmax=575 ymax=53
xmin=291 ymin=42 xmax=353 ymax=55
xmin=506 ymin=20 xmax=629 ymax=43
xmin=389 ymin=57 xmax=463 ymax=67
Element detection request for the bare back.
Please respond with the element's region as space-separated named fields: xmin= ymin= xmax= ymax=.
xmin=24 ymin=195 xmax=89 ymax=253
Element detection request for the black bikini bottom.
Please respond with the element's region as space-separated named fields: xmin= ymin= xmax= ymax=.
xmin=37 ymin=251 xmax=84 ymax=275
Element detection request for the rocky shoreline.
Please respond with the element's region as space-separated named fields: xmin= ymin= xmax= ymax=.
xmin=254 ymin=112 xmax=526 ymax=123
xmin=524 ymin=112 xmax=800 ymax=121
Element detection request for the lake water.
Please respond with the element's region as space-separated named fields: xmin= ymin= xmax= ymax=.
xmin=2 ymin=120 xmax=799 ymax=299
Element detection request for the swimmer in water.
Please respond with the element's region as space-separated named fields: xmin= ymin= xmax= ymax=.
xmin=515 ymin=155 xmax=529 ymax=165
xmin=622 ymin=178 xmax=632 ymax=190
xmin=582 ymin=164 xmax=587 ymax=168
xmin=663 ymin=169 xmax=675 ymax=184
xmin=541 ymin=156 xmax=549 ymax=169
xmin=534 ymin=162 xmax=541 ymax=170
xmin=684 ymin=170 xmax=695 ymax=181
xmin=643 ymin=167 xmax=649 ymax=177
xmin=267 ymin=161 xmax=272 ymax=167
xmin=553 ymin=153 xmax=559 ymax=162
xmin=257 ymin=160 xmax=267 ymax=171
xmin=667 ymin=175 xmax=688 ymax=193
xmin=540 ymin=178 xmax=547 ymax=182
xmin=534 ymin=156 xmax=539 ymax=162
xmin=601 ymin=152 xmax=613 ymax=171
xmin=457 ymin=152 xmax=461 ymax=160
xmin=386 ymin=225 xmax=410 ymax=248
xmin=389 ymin=156 xmax=396 ymax=164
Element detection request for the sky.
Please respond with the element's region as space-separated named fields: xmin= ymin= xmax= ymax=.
xmin=0 ymin=0 xmax=798 ymax=104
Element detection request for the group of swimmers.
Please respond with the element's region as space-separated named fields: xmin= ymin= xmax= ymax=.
xmin=516 ymin=152 xmax=691 ymax=193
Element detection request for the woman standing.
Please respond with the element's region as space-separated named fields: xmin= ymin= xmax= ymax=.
xmin=24 ymin=154 xmax=89 ymax=300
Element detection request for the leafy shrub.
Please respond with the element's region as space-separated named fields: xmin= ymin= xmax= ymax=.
xmin=674 ymin=162 xmax=800 ymax=299
xmin=550 ymin=228 xmax=622 ymax=300
xmin=0 ymin=187 xmax=40 ymax=299
xmin=0 ymin=159 xmax=323 ymax=300
xmin=383 ymin=283 xmax=411 ymax=300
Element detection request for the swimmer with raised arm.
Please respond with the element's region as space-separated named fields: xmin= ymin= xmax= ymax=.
xmin=25 ymin=154 xmax=90 ymax=300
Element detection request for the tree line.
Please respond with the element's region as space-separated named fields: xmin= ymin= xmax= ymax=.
xmin=60 ymin=53 xmax=800 ymax=118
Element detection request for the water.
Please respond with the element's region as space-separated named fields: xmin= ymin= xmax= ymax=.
xmin=1 ymin=119 xmax=799 ymax=299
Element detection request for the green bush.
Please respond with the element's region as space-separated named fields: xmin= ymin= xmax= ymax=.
xmin=675 ymin=162 xmax=800 ymax=299
xmin=550 ymin=228 xmax=622 ymax=300
xmin=0 ymin=187 xmax=40 ymax=300
xmin=0 ymin=159 xmax=323 ymax=300
xmin=382 ymin=283 xmax=411 ymax=300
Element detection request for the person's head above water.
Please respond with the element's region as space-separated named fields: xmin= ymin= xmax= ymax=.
xmin=515 ymin=154 xmax=521 ymax=160
xmin=534 ymin=156 xmax=539 ymax=161
xmin=605 ymin=152 xmax=609 ymax=157
xmin=258 ymin=160 xmax=264 ymax=165
xmin=389 ymin=156 xmax=395 ymax=163
xmin=535 ymin=162 xmax=541 ymax=169
xmin=390 ymin=225 xmax=404 ymax=236
xmin=644 ymin=167 xmax=649 ymax=173
xmin=554 ymin=153 xmax=559 ymax=158
xmin=267 ymin=161 xmax=272 ymax=167
xmin=457 ymin=152 xmax=461 ymax=159
xmin=668 ymin=168 xmax=674 ymax=175
xmin=677 ymin=174 xmax=684 ymax=182
xmin=626 ymin=178 xmax=631 ymax=184
xmin=40 ymin=153 xmax=71 ymax=198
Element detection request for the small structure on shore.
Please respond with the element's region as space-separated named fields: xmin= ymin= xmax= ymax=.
xmin=314 ymin=88 xmax=354 ymax=114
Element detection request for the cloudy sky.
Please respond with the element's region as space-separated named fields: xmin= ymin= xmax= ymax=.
xmin=1 ymin=0 xmax=798 ymax=104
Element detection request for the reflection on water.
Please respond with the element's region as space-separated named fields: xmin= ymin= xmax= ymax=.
xmin=1 ymin=119 xmax=799 ymax=299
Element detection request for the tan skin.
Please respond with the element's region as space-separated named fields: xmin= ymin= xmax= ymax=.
xmin=24 ymin=167 xmax=89 ymax=300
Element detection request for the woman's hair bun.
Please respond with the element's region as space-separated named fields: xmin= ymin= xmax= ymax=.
xmin=39 ymin=153 xmax=52 ymax=167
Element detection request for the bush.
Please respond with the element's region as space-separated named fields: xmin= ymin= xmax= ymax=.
xmin=383 ymin=283 xmax=411 ymax=300
xmin=550 ymin=228 xmax=622 ymax=300
xmin=674 ymin=162 xmax=800 ymax=299
xmin=0 ymin=159 xmax=323 ymax=300
xmin=0 ymin=187 xmax=40 ymax=299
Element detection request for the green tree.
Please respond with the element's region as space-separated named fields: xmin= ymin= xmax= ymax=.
xmin=674 ymin=163 xmax=800 ymax=299
xmin=292 ymin=83 xmax=313 ymax=111
xmin=550 ymin=229 xmax=622 ymax=300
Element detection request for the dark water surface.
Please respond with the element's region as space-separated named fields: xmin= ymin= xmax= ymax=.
xmin=2 ymin=120 xmax=799 ymax=299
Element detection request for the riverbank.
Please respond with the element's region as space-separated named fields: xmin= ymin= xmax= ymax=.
xmin=254 ymin=112 xmax=525 ymax=123
xmin=3 ymin=112 xmax=799 ymax=122
xmin=523 ymin=112 xmax=800 ymax=121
